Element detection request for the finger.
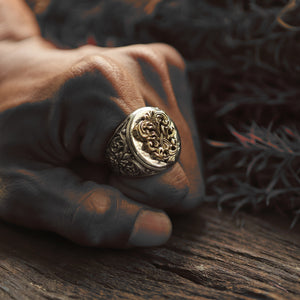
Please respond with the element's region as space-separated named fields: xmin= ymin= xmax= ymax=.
xmin=110 ymin=163 xmax=189 ymax=209
xmin=131 ymin=49 xmax=205 ymax=212
xmin=167 ymin=64 xmax=205 ymax=212
xmin=105 ymin=43 xmax=180 ymax=112
xmin=0 ymin=166 xmax=172 ymax=248
xmin=172 ymin=120 xmax=205 ymax=212
xmin=102 ymin=45 xmax=194 ymax=209
xmin=112 ymin=44 xmax=205 ymax=212
xmin=69 ymin=157 xmax=189 ymax=209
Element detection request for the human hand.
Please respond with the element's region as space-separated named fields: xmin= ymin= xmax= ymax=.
xmin=0 ymin=3 xmax=204 ymax=248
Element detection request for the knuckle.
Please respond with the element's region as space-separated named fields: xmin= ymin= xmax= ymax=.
xmin=59 ymin=54 xmax=122 ymax=108
xmin=70 ymin=54 xmax=106 ymax=77
xmin=70 ymin=187 xmax=113 ymax=246
xmin=128 ymin=44 xmax=165 ymax=71
xmin=84 ymin=189 xmax=113 ymax=216
xmin=71 ymin=54 xmax=125 ymax=83
xmin=151 ymin=43 xmax=186 ymax=69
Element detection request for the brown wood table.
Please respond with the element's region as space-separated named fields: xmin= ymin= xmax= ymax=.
xmin=0 ymin=204 xmax=299 ymax=299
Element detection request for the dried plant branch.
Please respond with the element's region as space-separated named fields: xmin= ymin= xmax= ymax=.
xmin=207 ymin=124 xmax=300 ymax=227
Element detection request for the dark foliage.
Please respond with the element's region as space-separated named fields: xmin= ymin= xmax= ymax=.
xmin=27 ymin=0 xmax=300 ymax=224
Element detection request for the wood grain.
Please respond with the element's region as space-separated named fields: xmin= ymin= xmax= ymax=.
xmin=0 ymin=204 xmax=299 ymax=299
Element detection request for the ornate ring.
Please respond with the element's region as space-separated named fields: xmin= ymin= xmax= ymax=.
xmin=106 ymin=107 xmax=181 ymax=177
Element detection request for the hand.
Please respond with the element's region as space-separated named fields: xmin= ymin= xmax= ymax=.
xmin=0 ymin=3 xmax=204 ymax=248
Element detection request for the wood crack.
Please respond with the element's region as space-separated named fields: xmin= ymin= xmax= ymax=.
xmin=0 ymin=205 xmax=299 ymax=299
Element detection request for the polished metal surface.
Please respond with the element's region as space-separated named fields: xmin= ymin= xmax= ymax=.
xmin=106 ymin=107 xmax=181 ymax=177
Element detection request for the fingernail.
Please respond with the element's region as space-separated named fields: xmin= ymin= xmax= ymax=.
xmin=128 ymin=210 xmax=172 ymax=247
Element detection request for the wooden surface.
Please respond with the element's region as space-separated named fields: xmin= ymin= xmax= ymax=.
xmin=0 ymin=204 xmax=299 ymax=300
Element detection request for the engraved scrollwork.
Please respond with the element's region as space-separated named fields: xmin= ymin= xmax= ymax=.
xmin=106 ymin=120 xmax=155 ymax=176
xmin=132 ymin=110 xmax=179 ymax=164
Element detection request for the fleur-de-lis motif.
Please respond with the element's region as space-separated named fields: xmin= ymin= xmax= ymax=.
xmin=106 ymin=107 xmax=180 ymax=177
xmin=133 ymin=111 xmax=179 ymax=163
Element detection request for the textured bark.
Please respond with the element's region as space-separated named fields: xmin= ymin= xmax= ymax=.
xmin=0 ymin=204 xmax=299 ymax=300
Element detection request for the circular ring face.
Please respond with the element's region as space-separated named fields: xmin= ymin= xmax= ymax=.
xmin=106 ymin=107 xmax=181 ymax=177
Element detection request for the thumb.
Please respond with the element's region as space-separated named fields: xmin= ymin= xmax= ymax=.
xmin=0 ymin=166 xmax=172 ymax=248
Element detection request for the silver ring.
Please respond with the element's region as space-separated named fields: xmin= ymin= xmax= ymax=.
xmin=106 ymin=107 xmax=181 ymax=177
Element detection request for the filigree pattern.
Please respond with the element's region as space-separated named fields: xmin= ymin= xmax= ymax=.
xmin=132 ymin=111 xmax=179 ymax=163
xmin=106 ymin=120 xmax=156 ymax=176
xmin=106 ymin=108 xmax=180 ymax=177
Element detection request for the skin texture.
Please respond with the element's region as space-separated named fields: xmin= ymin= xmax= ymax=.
xmin=0 ymin=0 xmax=204 ymax=248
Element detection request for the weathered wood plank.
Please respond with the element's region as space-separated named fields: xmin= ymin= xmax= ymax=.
xmin=0 ymin=205 xmax=299 ymax=299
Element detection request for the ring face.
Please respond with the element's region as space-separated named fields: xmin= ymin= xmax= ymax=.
xmin=106 ymin=107 xmax=181 ymax=177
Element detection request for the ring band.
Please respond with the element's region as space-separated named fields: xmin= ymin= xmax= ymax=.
xmin=106 ymin=107 xmax=181 ymax=177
